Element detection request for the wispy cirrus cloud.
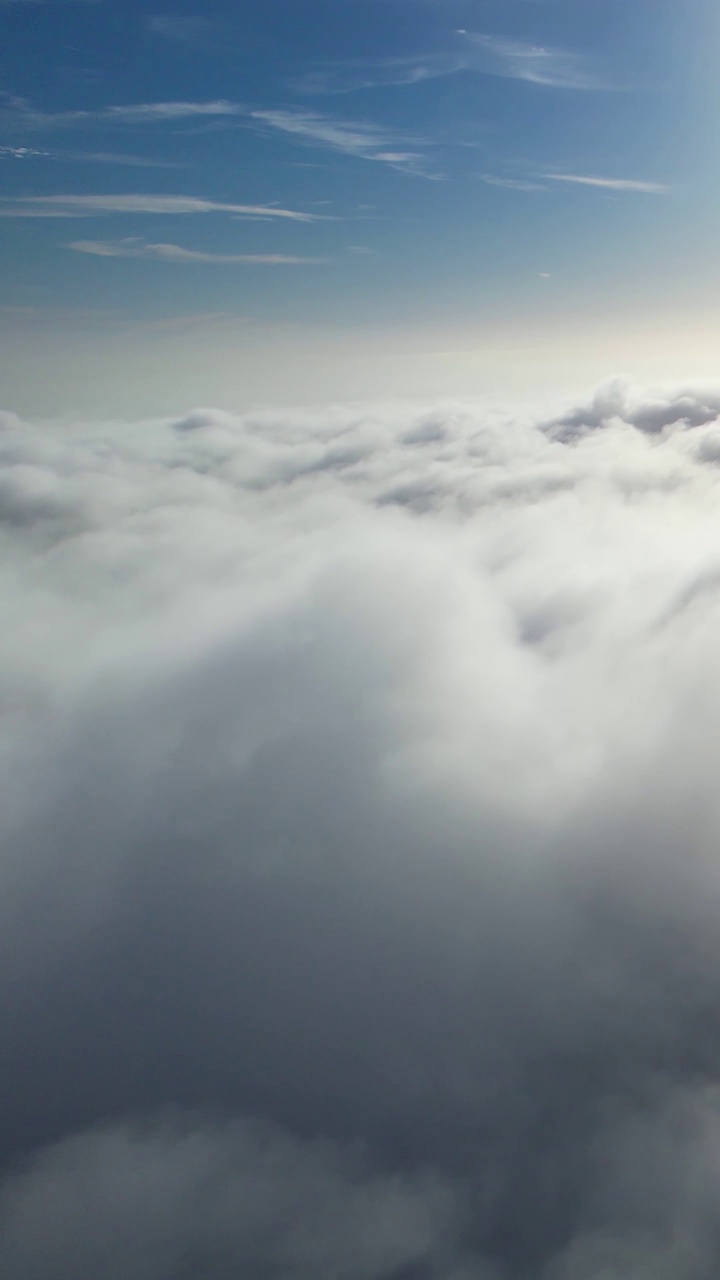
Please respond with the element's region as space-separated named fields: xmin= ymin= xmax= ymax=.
xmin=1 ymin=96 xmax=244 ymax=129
xmin=0 ymin=304 xmax=118 ymax=319
xmin=146 ymin=15 xmax=227 ymax=48
xmin=294 ymin=54 xmax=463 ymax=96
xmin=295 ymin=31 xmax=613 ymax=96
xmin=464 ymin=33 xmax=611 ymax=91
xmin=478 ymin=171 xmax=669 ymax=196
xmin=249 ymin=108 xmax=436 ymax=176
xmin=480 ymin=174 xmax=548 ymax=193
xmin=129 ymin=311 xmax=246 ymax=332
xmin=0 ymin=304 xmax=248 ymax=330
xmin=0 ymin=144 xmax=186 ymax=167
xmin=98 ymin=101 xmax=243 ymax=124
xmin=1 ymin=144 xmax=53 ymax=158
xmin=1 ymin=96 xmax=437 ymax=175
xmin=0 ymin=194 xmax=322 ymax=220
xmin=542 ymin=173 xmax=670 ymax=193
xmin=68 ymin=238 xmax=331 ymax=265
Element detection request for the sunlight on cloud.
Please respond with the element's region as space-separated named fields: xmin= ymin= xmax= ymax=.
xmin=3 ymin=383 xmax=720 ymax=1276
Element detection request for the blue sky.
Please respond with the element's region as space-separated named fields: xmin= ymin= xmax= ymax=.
xmin=1 ymin=0 xmax=719 ymax=412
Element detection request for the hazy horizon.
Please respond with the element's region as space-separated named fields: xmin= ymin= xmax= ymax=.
xmin=2 ymin=0 xmax=720 ymax=414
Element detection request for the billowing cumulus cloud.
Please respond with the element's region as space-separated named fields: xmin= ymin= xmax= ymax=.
xmin=4 ymin=380 xmax=720 ymax=1276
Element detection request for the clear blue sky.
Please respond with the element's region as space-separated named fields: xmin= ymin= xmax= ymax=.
xmin=1 ymin=0 xmax=719 ymax=413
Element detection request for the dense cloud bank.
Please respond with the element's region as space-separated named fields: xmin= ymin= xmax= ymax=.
xmin=4 ymin=379 xmax=720 ymax=1277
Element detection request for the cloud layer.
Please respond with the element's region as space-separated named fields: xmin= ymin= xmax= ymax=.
xmin=4 ymin=380 xmax=720 ymax=1277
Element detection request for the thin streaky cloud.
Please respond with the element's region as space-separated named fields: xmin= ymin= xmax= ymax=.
xmin=295 ymin=32 xmax=613 ymax=96
xmin=543 ymin=173 xmax=670 ymax=193
xmin=481 ymin=174 xmax=548 ymax=192
xmin=128 ymin=312 xmax=249 ymax=333
xmin=4 ymin=97 xmax=435 ymax=175
xmin=2 ymin=98 xmax=245 ymax=129
xmin=0 ymin=304 xmax=119 ymax=318
xmin=294 ymin=54 xmax=463 ymax=95
xmin=70 ymin=152 xmax=188 ymax=168
xmin=0 ymin=194 xmax=323 ymax=220
xmin=102 ymin=101 xmax=243 ymax=123
xmin=68 ymin=239 xmax=331 ymax=265
xmin=0 ymin=144 xmax=187 ymax=168
xmin=146 ymin=15 xmax=227 ymax=47
xmin=249 ymin=108 xmax=436 ymax=177
xmin=0 ymin=145 xmax=52 ymax=158
xmin=0 ymin=305 xmax=249 ymax=330
xmin=251 ymin=109 xmax=386 ymax=153
xmin=462 ymin=33 xmax=612 ymax=91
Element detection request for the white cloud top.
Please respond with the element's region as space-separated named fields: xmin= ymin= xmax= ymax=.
xmin=3 ymin=383 xmax=720 ymax=1275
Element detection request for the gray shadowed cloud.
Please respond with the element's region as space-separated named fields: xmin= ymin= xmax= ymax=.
xmin=0 ymin=1119 xmax=457 ymax=1280
xmin=5 ymin=381 xmax=720 ymax=1275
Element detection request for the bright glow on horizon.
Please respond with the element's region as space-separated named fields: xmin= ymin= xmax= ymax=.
xmin=0 ymin=0 xmax=717 ymax=408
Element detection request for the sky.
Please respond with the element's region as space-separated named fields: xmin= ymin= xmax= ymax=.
xmin=1 ymin=0 xmax=720 ymax=412
xmin=10 ymin=10 xmax=720 ymax=1279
